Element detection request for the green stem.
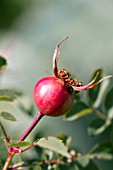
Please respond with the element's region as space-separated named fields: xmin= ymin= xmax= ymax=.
xmin=94 ymin=110 xmax=107 ymax=120
xmin=0 ymin=120 xmax=10 ymax=142
xmin=2 ymin=152 xmax=14 ymax=170
xmin=91 ymin=107 xmax=112 ymax=125
xmin=91 ymin=107 xmax=107 ymax=120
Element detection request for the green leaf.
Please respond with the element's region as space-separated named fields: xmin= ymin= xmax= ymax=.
xmin=76 ymin=157 xmax=90 ymax=167
xmin=0 ymin=112 xmax=16 ymax=121
xmin=9 ymin=141 xmax=31 ymax=147
xmin=104 ymin=87 xmax=113 ymax=110
xmin=90 ymin=141 xmax=113 ymax=153
xmin=0 ymin=89 xmax=34 ymax=116
xmin=0 ymin=89 xmax=22 ymax=102
xmin=86 ymin=160 xmax=101 ymax=170
xmin=0 ymin=56 xmax=7 ymax=71
xmin=0 ymin=96 xmax=15 ymax=101
xmin=87 ymin=68 xmax=103 ymax=106
xmin=35 ymin=136 xmax=71 ymax=158
xmin=107 ymin=107 xmax=113 ymax=120
xmin=88 ymin=152 xmax=113 ymax=160
xmin=87 ymin=119 xmax=110 ymax=137
xmin=88 ymin=141 xmax=113 ymax=160
xmin=57 ymin=132 xmax=72 ymax=147
xmin=76 ymin=160 xmax=101 ymax=170
xmin=64 ymin=102 xmax=92 ymax=121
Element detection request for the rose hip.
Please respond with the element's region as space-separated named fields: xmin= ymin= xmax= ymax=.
xmin=34 ymin=76 xmax=74 ymax=116
xmin=33 ymin=37 xmax=112 ymax=117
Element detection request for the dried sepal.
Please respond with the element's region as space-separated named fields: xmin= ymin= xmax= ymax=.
xmin=53 ymin=37 xmax=68 ymax=77
xmin=52 ymin=37 xmax=112 ymax=93
xmin=73 ymin=73 xmax=112 ymax=92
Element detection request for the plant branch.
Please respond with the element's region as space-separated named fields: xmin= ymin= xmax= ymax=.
xmin=0 ymin=120 xmax=10 ymax=143
xmin=2 ymin=112 xmax=44 ymax=170
xmin=9 ymin=158 xmax=62 ymax=169
xmin=19 ymin=112 xmax=44 ymax=141
xmin=91 ymin=108 xmax=107 ymax=120
xmin=2 ymin=152 xmax=14 ymax=170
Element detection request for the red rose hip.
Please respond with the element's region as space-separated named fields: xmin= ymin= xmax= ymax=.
xmin=33 ymin=76 xmax=74 ymax=116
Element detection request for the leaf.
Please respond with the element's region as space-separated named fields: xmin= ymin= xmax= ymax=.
xmin=104 ymin=87 xmax=113 ymax=111
xmin=0 ymin=89 xmax=34 ymax=116
xmin=76 ymin=157 xmax=90 ymax=167
xmin=86 ymin=160 xmax=101 ymax=170
xmin=35 ymin=136 xmax=71 ymax=158
xmin=0 ymin=112 xmax=16 ymax=121
xmin=9 ymin=141 xmax=31 ymax=147
xmin=88 ymin=141 xmax=113 ymax=160
xmin=87 ymin=68 xmax=103 ymax=106
xmin=0 ymin=96 xmax=15 ymax=101
xmin=84 ymin=160 xmax=100 ymax=170
xmin=76 ymin=160 xmax=101 ymax=170
xmin=87 ymin=160 xmax=101 ymax=170
xmin=90 ymin=141 xmax=113 ymax=153
xmin=88 ymin=152 xmax=113 ymax=160
xmin=0 ymin=89 xmax=22 ymax=102
xmin=87 ymin=119 xmax=110 ymax=137
xmin=92 ymin=77 xmax=110 ymax=109
xmin=64 ymin=102 xmax=92 ymax=121
xmin=0 ymin=56 xmax=7 ymax=71
xmin=57 ymin=132 xmax=72 ymax=147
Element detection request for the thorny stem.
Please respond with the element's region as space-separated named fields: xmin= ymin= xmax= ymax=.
xmin=2 ymin=112 xmax=44 ymax=170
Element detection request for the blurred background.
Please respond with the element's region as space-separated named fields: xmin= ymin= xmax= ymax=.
xmin=0 ymin=0 xmax=113 ymax=169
